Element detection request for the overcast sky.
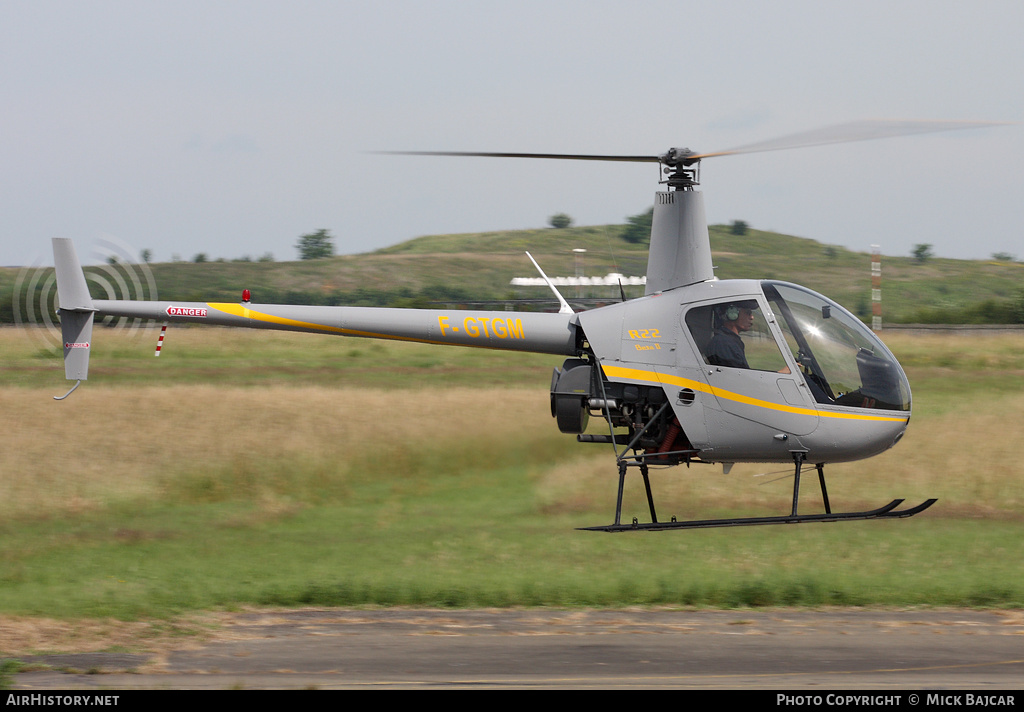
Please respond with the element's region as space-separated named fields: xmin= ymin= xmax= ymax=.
xmin=2 ymin=0 xmax=1021 ymax=268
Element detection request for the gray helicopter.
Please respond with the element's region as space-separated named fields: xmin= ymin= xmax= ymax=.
xmin=53 ymin=120 xmax=999 ymax=530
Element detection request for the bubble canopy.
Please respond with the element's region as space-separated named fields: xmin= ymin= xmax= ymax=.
xmin=761 ymin=281 xmax=911 ymax=412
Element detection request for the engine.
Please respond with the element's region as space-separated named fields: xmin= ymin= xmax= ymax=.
xmin=549 ymin=357 xmax=687 ymax=455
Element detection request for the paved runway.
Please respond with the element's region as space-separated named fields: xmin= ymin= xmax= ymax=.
xmin=11 ymin=608 xmax=1024 ymax=690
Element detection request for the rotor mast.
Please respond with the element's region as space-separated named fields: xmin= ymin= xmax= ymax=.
xmin=644 ymin=149 xmax=714 ymax=295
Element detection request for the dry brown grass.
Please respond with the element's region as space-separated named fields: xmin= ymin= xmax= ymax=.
xmin=1 ymin=385 xmax=556 ymax=518
xmin=0 ymin=614 xmax=215 ymax=658
xmin=881 ymin=331 xmax=1024 ymax=370
xmin=825 ymin=395 xmax=1024 ymax=518
xmin=6 ymin=380 xmax=1023 ymax=521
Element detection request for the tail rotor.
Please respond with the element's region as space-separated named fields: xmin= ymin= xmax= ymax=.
xmin=11 ymin=237 xmax=159 ymax=398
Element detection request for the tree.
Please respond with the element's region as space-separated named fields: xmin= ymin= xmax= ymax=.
xmin=296 ymin=229 xmax=335 ymax=260
xmin=548 ymin=213 xmax=573 ymax=229
xmin=730 ymin=220 xmax=749 ymax=236
xmin=140 ymin=249 xmax=152 ymax=263
xmin=911 ymin=243 xmax=934 ymax=264
xmin=992 ymin=252 xmax=1016 ymax=262
xmin=622 ymin=207 xmax=653 ymax=244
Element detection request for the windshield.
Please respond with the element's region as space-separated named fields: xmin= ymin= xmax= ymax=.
xmin=762 ymin=281 xmax=911 ymax=411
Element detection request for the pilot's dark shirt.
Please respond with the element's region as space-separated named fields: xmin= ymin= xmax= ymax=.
xmin=706 ymin=327 xmax=748 ymax=369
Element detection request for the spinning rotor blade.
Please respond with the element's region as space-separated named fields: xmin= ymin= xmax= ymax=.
xmin=380 ymin=119 xmax=1008 ymax=167
xmin=375 ymin=150 xmax=661 ymax=163
xmin=688 ymin=119 xmax=1009 ymax=160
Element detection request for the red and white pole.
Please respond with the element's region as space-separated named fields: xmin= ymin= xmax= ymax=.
xmin=871 ymin=245 xmax=882 ymax=332
xmin=155 ymin=323 xmax=168 ymax=356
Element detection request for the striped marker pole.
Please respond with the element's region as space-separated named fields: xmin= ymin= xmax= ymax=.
xmin=871 ymin=245 xmax=882 ymax=332
xmin=155 ymin=323 xmax=168 ymax=356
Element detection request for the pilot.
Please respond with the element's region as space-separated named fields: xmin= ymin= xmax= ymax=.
xmin=706 ymin=301 xmax=757 ymax=369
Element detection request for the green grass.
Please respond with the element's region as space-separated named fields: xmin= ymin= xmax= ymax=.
xmin=3 ymin=489 xmax=1020 ymax=619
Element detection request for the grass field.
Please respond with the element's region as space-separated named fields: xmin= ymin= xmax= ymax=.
xmin=2 ymin=326 xmax=1023 ymax=627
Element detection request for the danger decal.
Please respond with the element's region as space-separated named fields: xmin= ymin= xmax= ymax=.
xmin=166 ymin=306 xmax=208 ymax=318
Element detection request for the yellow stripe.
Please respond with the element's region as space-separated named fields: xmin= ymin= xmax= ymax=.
xmin=209 ymin=303 xmax=351 ymax=334
xmin=601 ymin=364 xmax=908 ymax=423
xmin=205 ymin=304 xmax=507 ymax=349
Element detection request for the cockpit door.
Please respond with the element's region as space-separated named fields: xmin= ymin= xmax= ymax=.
xmin=682 ymin=297 xmax=819 ymax=436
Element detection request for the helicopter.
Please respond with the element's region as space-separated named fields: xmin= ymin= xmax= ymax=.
xmin=50 ymin=119 xmax=1002 ymax=531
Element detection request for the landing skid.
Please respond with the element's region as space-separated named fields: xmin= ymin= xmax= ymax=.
xmin=580 ymin=452 xmax=936 ymax=532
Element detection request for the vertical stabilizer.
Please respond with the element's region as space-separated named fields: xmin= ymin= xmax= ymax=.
xmin=52 ymin=238 xmax=96 ymax=382
xmin=53 ymin=238 xmax=93 ymax=310
xmin=645 ymin=190 xmax=714 ymax=295
xmin=59 ymin=310 xmax=94 ymax=381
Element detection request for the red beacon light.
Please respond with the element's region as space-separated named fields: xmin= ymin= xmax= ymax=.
xmin=242 ymin=289 xmax=251 ymax=303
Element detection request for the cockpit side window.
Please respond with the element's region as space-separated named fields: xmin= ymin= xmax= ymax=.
xmin=685 ymin=300 xmax=789 ymax=373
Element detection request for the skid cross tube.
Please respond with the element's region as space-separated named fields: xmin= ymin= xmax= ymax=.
xmin=581 ymin=451 xmax=937 ymax=532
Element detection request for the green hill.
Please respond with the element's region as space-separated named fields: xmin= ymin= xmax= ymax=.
xmin=2 ymin=223 xmax=1023 ymax=323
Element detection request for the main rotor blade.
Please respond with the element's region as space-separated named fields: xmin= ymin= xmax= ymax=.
xmin=375 ymin=150 xmax=662 ymax=163
xmin=689 ymin=119 xmax=1009 ymax=160
xmin=377 ymin=119 xmax=1008 ymax=167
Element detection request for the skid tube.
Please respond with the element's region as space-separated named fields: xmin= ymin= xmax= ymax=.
xmin=579 ymin=451 xmax=937 ymax=532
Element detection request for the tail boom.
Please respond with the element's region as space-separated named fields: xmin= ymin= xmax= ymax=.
xmin=94 ymin=299 xmax=579 ymax=355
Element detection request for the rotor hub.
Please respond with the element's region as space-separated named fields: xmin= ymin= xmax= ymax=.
xmin=660 ymin=147 xmax=697 ymax=166
xmin=660 ymin=148 xmax=700 ymax=190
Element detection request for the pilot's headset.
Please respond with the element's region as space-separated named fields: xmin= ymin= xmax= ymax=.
xmin=713 ymin=303 xmax=741 ymax=329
